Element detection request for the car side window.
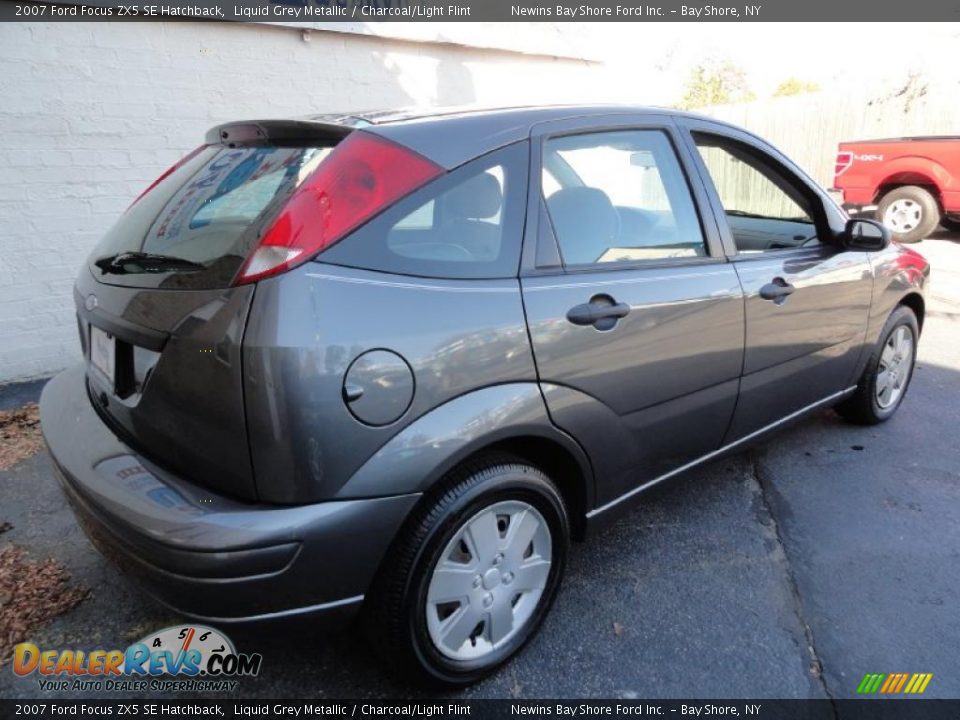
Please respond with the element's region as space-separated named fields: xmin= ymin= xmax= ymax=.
xmin=319 ymin=143 xmax=526 ymax=279
xmin=542 ymin=129 xmax=707 ymax=267
xmin=692 ymin=132 xmax=819 ymax=254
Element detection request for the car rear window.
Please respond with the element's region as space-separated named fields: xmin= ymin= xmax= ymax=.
xmin=89 ymin=143 xmax=334 ymax=289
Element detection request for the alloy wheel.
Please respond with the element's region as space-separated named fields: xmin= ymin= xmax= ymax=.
xmin=876 ymin=325 xmax=914 ymax=409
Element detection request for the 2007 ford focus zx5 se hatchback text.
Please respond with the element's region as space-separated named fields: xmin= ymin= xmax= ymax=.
xmin=40 ymin=105 xmax=929 ymax=686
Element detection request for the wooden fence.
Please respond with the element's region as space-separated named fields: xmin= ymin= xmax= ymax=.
xmin=696 ymin=81 xmax=960 ymax=199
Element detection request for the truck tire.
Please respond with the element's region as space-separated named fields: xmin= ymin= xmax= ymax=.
xmin=876 ymin=186 xmax=940 ymax=243
xmin=940 ymin=216 xmax=960 ymax=234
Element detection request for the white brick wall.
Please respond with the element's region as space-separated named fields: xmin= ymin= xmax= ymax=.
xmin=0 ymin=21 xmax=605 ymax=383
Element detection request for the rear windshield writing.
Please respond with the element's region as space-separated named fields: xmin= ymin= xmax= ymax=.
xmin=90 ymin=144 xmax=331 ymax=289
xmin=145 ymin=147 xmax=326 ymax=255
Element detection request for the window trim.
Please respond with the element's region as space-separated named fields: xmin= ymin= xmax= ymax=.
xmin=521 ymin=115 xmax=727 ymax=277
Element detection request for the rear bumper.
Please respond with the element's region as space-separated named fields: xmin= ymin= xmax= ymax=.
xmin=831 ymin=186 xmax=876 ymax=208
xmin=40 ymin=364 xmax=420 ymax=624
xmin=827 ymin=187 xmax=846 ymax=206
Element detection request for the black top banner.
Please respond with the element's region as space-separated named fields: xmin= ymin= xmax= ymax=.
xmin=3 ymin=0 xmax=960 ymax=22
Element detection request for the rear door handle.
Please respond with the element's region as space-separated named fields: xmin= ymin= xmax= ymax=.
xmin=759 ymin=278 xmax=795 ymax=304
xmin=566 ymin=296 xmax=631 ymax=329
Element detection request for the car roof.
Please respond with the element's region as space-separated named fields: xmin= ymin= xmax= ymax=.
xmin=308 ymin=103 xmax=710 ymax=126
xmin=303 ymin=104 xmax=725 ymax=169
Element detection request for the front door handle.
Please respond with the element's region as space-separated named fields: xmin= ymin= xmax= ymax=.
xmin=759 ymin=278 xmax=795 ymax=304
xmin=566 ymin=295 xmax=631 ymax=330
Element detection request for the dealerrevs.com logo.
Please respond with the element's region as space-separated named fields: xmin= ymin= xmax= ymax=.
xmin=12 ymin=625 xmax=262 ymax=693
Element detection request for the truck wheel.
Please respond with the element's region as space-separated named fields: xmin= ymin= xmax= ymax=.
xmin=365 ymin=456 xmax=569 ymax=687
xmin=876 ymin=186 xmax=940 ymax=243
xmin=940 ymin=216 xmax=960 ymax=234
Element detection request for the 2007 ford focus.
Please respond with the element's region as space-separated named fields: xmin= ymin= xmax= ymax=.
xmin=40 ymin=106 xmax=929 ymax=686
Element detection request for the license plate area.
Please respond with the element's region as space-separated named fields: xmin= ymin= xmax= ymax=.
xmin=90 ymin=325 xmax=116 ymax=387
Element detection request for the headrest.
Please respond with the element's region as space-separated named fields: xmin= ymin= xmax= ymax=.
xmin=445 ymin=171 xmax=503 ymax=220
xmin=546 ymin=187 xmax=619 ymax=265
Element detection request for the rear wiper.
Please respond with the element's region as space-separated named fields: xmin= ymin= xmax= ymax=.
xmin=95 ymin=252 xmax=205 ymax=275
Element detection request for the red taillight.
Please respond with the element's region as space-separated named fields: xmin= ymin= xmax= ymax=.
xmin=129 ymin=145 xmax=208 ymax=208
xmin=834 ymin=151 xmax=853 ymax=178
xmin=236 ymin=132 xmax=443 ymax=284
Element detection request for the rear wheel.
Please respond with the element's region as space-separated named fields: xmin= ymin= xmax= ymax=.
xmin=366 ymin=456 xmax=569 ymax=687
xmin=876 ymin=186 xmax=940 ymax=243
xmin=835 ymin=306 xmax=918 ymax=424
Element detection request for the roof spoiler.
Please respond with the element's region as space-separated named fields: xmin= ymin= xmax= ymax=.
xmin=206 ymin=119 xmax=354 ymax=146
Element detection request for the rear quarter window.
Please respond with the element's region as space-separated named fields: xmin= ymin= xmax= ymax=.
xmin=319 ymin=142 xmax=529 ymax=279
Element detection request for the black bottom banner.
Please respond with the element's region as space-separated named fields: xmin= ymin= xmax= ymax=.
xmin=3 ymin=700 xmax=959 ymax=720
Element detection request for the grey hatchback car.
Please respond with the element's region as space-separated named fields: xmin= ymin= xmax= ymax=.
xmin=41 ymin=105 xmax=929 ymax=686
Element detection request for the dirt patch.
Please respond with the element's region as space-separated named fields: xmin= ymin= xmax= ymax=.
xmin=0 ymin=544 xmax=90 ymax=663
xmin=0 ymin=403 xmax=43 ymax=472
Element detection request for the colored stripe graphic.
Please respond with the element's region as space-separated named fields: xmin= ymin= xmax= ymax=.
xmin=857 ymin=674 xmax=885 ymax=694
xmin=857 ymin=672 xmax=933 ymax=694
xmin=907 ymin=673 xmax=933 ymax=694
xmin=880 ymin=674 xmax=897 ymax=693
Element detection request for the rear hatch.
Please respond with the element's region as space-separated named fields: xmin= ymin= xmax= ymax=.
xmin=77 ymin=121 xmax=350 ymax=500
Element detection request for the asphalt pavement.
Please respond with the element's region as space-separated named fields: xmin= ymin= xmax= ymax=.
xmin=1 ymin=235 xmax=957 ymax=700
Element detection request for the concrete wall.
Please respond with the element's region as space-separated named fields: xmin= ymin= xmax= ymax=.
xmin=0 ymin=21 xmax=603 ymax=383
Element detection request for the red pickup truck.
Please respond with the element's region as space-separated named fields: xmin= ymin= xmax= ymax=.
xmin=832 ymin=136 xmax=960 ymax=243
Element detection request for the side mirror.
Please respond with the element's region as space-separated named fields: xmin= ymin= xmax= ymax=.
xmin=842 ymin=218 xmax=890 ymax=251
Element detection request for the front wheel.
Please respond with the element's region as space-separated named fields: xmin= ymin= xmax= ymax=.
xmin=835 ymin=305 xmax=918 ymax=424
xmin=365 ymin=457 xmax=569 ymax=687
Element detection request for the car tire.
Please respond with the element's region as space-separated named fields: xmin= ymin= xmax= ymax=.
xmin=940 ymin=216 xmax=960 ymax=234
xmin=365 ymin=455 xmax=569 ymax=687
xmin=875 ymin=186 xmax=940 ymax=244
xmin=835 ymin=305 xmax=919 ymax=425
